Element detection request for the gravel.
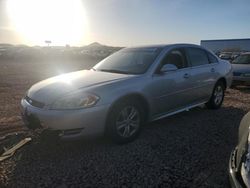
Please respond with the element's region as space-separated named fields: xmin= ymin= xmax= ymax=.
xmin=1 ymin=88 xmax=250 ymax=188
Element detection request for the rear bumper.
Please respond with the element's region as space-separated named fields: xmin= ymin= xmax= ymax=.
xmin=21 ymin=98 xmax=110 ymax=139
xmin=229 ymin=148 xmax=243 ymax=188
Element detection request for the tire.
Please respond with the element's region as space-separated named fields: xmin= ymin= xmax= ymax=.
xmin=106 ymin=99 xmax=144 ymax=144
xmin=206 ymin=81 xmax=225 ymax=109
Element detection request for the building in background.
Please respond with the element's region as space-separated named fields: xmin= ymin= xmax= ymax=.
xmin=200 ymin=38 xmax=250 ymax=53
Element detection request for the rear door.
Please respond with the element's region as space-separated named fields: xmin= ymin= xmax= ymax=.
xmin=185 ymin=47 xmax=219 ymax=103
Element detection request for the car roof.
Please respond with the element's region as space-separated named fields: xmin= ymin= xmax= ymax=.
xmin=126 ymin=43 xmax=203 ymax=50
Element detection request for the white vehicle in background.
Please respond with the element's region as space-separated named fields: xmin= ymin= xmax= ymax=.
xmin=219 ymin=52 xmax=233 ymax=60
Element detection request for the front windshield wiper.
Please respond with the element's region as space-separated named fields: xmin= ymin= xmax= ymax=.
xmin=98 ymin=69 xmax=131 ymax=74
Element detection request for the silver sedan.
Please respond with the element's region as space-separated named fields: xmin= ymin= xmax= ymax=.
xmin=21 ymin=44 xmax=232 ymax=143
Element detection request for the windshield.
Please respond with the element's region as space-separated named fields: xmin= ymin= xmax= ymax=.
xmin=232 ymin=54 xmax=250 ymax=64
xmin=93 ymin=47 xmax=162 ymax=74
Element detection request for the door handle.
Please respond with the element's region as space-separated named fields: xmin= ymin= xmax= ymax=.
xmin=183 ymin=73 xmax=189 ymax=79
xmin=211 ymin=68 xmax=215 ymax=73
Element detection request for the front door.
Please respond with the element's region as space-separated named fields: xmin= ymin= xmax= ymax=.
xmin=148 ymin=48 xmax=194 ymax=116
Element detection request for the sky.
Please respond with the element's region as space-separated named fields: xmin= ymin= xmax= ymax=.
xmin=0 ymin=0 xmax=250 ymax=47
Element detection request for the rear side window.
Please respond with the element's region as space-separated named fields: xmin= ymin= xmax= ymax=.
xmin=207 ymin=52 xmax=218 ymax=64
xmin=187 ymin=48 xmax=209 ymax=67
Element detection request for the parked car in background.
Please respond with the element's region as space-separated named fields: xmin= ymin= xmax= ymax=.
xmin=231 ymin=52 xmax=241 ymax=60
xmin=231 ymin=52 xmax=250 ymax=86
xmin=229 ymin=111 xmax=250 ymax=188
xmin=219 ymin=52 xmax=233 ymax=60
xmin=21 ymin=44 xmax=232 ymax=143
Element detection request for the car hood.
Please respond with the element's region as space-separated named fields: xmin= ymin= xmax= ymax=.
xmin=232 ymin=64 xmax=250 ymax=73
xmin=27 ymin=70 xmax=134 ymax=104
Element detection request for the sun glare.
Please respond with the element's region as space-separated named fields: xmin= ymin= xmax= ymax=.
xmin=7 ymin=0 xmax=88 ymax=46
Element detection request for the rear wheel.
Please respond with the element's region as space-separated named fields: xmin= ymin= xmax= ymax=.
xmin=206 ymin=81 xmax=225 ymax=109
xmin=106 ymin=100 xmax=144 ymax=144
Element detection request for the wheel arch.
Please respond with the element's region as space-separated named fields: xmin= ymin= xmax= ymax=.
xmin=105 ymin=93 xmax=150 ymax=130
xmin=217 ymin=77 xmax=227 ymax=88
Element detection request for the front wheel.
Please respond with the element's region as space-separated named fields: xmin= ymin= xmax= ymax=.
xmin=106 ymin=100 xmax=144 ymax=144
xmin=206 ymin=81 xmax=225 ymax=109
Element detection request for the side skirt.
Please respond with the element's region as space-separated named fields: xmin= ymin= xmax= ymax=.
xmin=151 ymin=101 xmax=207 ymax=122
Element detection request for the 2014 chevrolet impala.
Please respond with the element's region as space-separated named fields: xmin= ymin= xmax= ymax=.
xmin=21 ymin=44 xmax=232 ymax=143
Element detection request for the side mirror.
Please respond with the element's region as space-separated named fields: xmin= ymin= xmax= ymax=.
xmin=160 ymin=64 xmax=178 ymax=73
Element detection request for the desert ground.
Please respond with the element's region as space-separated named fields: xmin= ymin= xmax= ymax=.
xmin=1 ymin=58 xmax=250 ymax=187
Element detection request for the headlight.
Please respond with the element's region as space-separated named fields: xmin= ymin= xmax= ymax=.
xmin=50 ymin=93 xmax=100 ymax=110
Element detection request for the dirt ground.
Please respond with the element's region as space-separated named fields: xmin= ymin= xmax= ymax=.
xmin=1 ymin=59 xmax=250 ymax=187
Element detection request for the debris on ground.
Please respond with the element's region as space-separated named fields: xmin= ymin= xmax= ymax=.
xmin=0 ymin=137 xmax=31 ymax=162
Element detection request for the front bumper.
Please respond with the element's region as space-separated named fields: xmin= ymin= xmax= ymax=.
xmin=21 ymin=98 xmax=110 ymax=139
xmin=229 ymin=148 xmax=244 ymax=188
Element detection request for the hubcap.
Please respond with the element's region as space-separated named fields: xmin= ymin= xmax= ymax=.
xmin=116 ymin=106 xmax=140 ymax=138
xmin=214 ymin=85 xmax=223 ymax=105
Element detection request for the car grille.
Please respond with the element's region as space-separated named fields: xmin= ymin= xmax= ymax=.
xmin=25 ymin=96 xmax=45 ymax=108
xmin=233 ymin=72 xmax=242 ymax=76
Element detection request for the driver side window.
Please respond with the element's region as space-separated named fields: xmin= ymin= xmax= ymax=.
xmin=160 ymin=48 xmax=188 ymax=70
